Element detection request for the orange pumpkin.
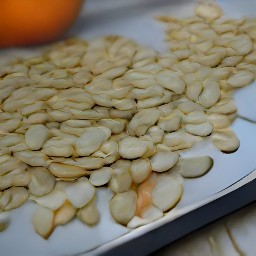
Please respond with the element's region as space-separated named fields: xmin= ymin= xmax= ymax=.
xmin=0 ymin=0 xmax=84 ymax=47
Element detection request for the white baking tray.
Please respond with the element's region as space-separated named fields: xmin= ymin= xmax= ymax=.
xmin=1 ymin=0 xmax=256 ymax=255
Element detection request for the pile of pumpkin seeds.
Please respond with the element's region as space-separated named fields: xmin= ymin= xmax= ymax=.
xmin=0 ymin=2 xmax=256 ymax=239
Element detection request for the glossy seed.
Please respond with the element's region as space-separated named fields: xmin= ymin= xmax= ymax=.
xmin=32 ymin=205 xmax=55 ymax=239
xmin=173 ymin=156 xmax=214 ymax=178
xmin=150 ymin=151 xmax=179 ymax=172
xmin=89 ymin=167 xmax=113 ymax=186
xmin=211 ymin=128 xmax=240 ymax=153
xmin=110 ymin=190 xmax=137 ymax=225
xmin=151 ymin=173 xmax=183 ymax=212
xmin=77 ymin=197 xmax=100 ymax=226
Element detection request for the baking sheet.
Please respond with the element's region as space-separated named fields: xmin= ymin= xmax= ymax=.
xmin=1 ymin=0 xmax=256 ymax=255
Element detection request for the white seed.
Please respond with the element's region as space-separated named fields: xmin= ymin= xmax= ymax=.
xmin=174 ymin=49 xmax=193 ymax=60
xmin=32 ymin=205 xmax=54 ymax=239
xmin=211 ymin=128 xmax=240 ymax=153
xmin=28 ymin=167 xmax=55 ymax=197
xmin=13 ymin=122 xmax=30 ymax=134
xmin=0 ymin=189 xmax=11 ymax=211
xmin=182 ymin=111 xmax=208 ymax=124
xmin=97 ymin=119 xmax=127 ymax=135
xmin=133 ymin=45 xmax=157 ymax=62
xmin=112 ymin=98 xmax=136 ymax=111
xmin=173 ymin=156 xmax=214 ymax=178
xmin=162 ymin=131 xmax=197 ymax=151
xmin=155 ymin=71 xmax=185 ymax=94
xmin=199 ymin=79 xmax=221 ymax=108
xmin=3 ymin=98 xmax=33 ymax=113
xmin=77 ymin=197 xmax=100 ymax=226
xmin=104 ymin=87 xmax=131 ymax=100
xmin=93 ymin=140 xmax=119 ymax=165
xmin=110 ymin=132 xmax=128 ymax=143
xmin=0 ymin=212 xmax=10 ymax=231
xmin=29 ymin=62 xmax=54 ymax=76
xmin=0 ymin=134 xmax=24 ymax=147
xmin=73 ymin=68 xmax=92 ymax=85
xmin=135 ymin=199 xmax=163 ymax=223
xmin=20 ymin=101 xmax=46 ymax=116
xmin=110 ymin=190 xmax=137 ymax=225
xmin=244 ymin=51 xmax=256 ymax=63
xmin=0 ymin=169 xmax=30 ymax=190
xmin=131 ymin=86 xmax=164 ymax=100
xmin=92 ymin=94 xmax=113 ymax=107
xmin=185 ymin=81 xmax=203 ymax=102
xmin=150 ymin=151 xmax=179 ymax=172
xmin=14 ymin=150 xmax=49 ymax=167
xmin=124 ymin=71 xmax=155 ymax=89
xmin=75 ymin=126 xmax=111 ymax=156
xmin=109 ymin=160 xmax=132 ymax=193
xmin=46 ymin=121 xmax=60 ymax=130
xmin=0 ymin=157 xmax=26 ymax=176
xmin=236 ymin=63 xmax=256 ymax=73
xmin=112 ymin=77 xmax=131 ymax=91
xmin=221 ymin=56 xmax=243 ymax=67
xmin=140 ymin=138 xmax=155 ymax=158
xmin=42 ymin=137 xmax=74 ymax=157
xmin=195 ymin=3 xmax=222 ymax=20
xmin=0 ymin=119 xmax=21 ymax=133
xmin=174 ymin=60 xmax=201 ymax=73
xmin=27 ymin=112 xmax=48 ymax=124
xmin=48 ymin=163 xmax=89 ymax=179
xmin=130 ymin=158 xmax=152 ymax=184
xmin=31 ymin=189 xmax=66 ymax=211
xmin=157 ymin=113 xmax=181 ymax=132
xmin=54 ymin=200 xmax=76 ymax=227
xmin=177 ymin=100 xmax=204 ymax=114
xmin=141 ymin=205 xmax=163 ymax=221
xmin=25 ymin=124 xmax=49 ymax=150
xmin=47 ymin=88 xmax=94 ymax=110
xmin=47 ymin=110 xmax=73 ymax=122
xmin=59 ymin=123 xmax=85 ymax=136
xmin=137 ymin=96 xmax=167 ymax=109
xmin=75 ymin=157 xmax=106 ymax=170
xmin=185 ymin=122 xmax=213 ymax=137
xmin=119 ymin=136 xmax=149 ymax=159
xmin=128 ymin=108 xmax=161 ymax=136
xmin=64 ymin=119 xmax=92 ymax=128
xmin=208 ymin=98 xmax=237 ymax=115
xmin=158 ymin=103 xmax=174 ymax=117
xmin=220 ymin=34 xmax=253 ymax=56
xmin=97 ymin=66 xmax=127 ymax=79
xmin=208 ymin=114 xmax=231 ymax=130
xmin=0 ymin=154 xmax=11 ymax=165
xmin=64 ymin=178 xmax=95 ymax=208
xmin=146 ymin=126 xmax=164 ymax=143
xmin=109 ymin=109 xmax=134 ymax=119
xmin=127 ymin=216 xmax=151 ymax=229
xmin=89 ymin=167 xmax=113 ymax=186
xmin=227 ymin=70 xmax=255 ymax=88
xmin=86 ymin=78 xmax=112 ymax=92
xmin=190 ymin=40 xmax=213 ymax=53
xmin=213 ymin=67 xmax=231 ymax=80
xmin=151 ymin=173 xmax=183 ymax=212
xmin=1 ymin=187 xmax=29 ymax=211
xmin=212 ymin=21 xmax=237 ymax=33
xmin=158 ymin=52 xmax=178 ymax=67
xmin=191 ymin=51 xmax=224 ymax=67
xmin=57 ymin=157 xmax=106 ymax=170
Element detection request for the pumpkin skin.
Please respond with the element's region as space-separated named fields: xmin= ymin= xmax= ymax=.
xmin=0 ymin=0 xmax=84 ymax=47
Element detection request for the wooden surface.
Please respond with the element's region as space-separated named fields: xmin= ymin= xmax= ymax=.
xmin=153 ymin=202 xmax=256 ymax=256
